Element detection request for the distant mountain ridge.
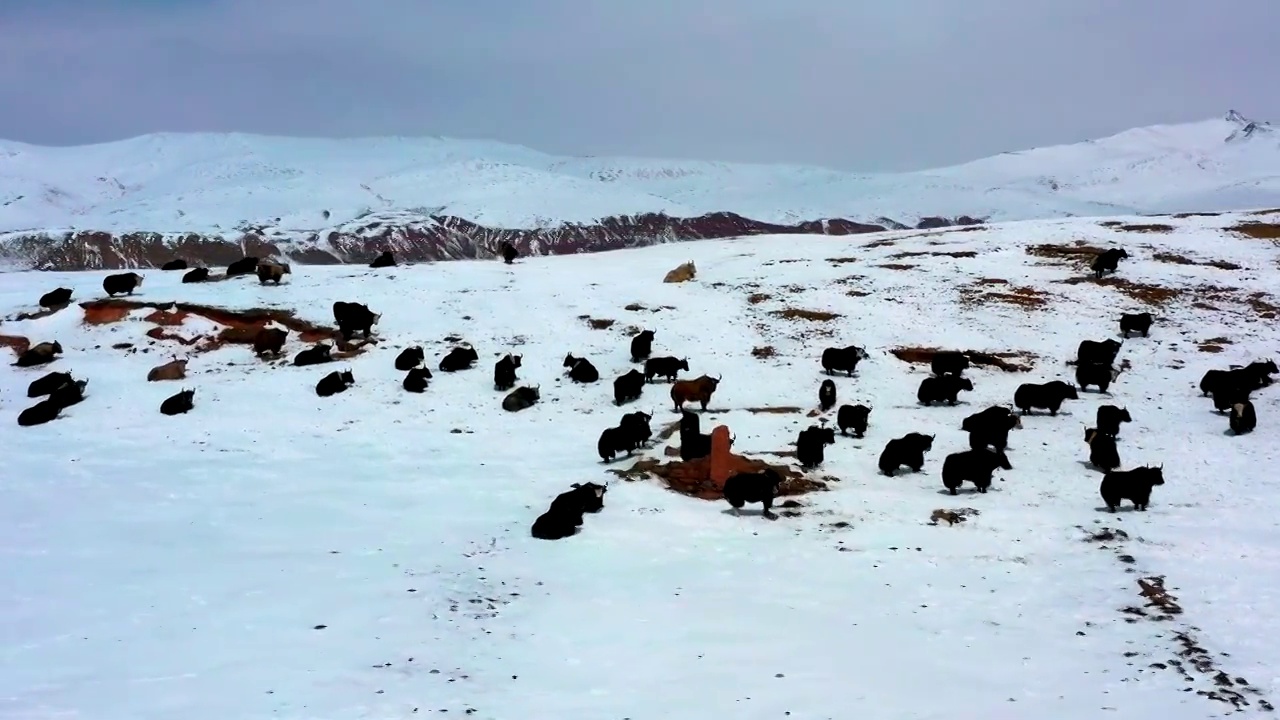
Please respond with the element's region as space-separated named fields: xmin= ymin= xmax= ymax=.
xmin=1 ymin=110 xmax=1277 ymax=270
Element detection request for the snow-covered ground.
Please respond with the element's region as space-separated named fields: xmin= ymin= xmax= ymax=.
xmin=2 ymin=112 xmax=1278 ymax=238
xmin=1 ymin=210 xmax=1279 ymax=718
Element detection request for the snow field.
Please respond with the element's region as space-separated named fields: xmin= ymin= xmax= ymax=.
xmin=1 ymin=213 xmax=1279 ymax=718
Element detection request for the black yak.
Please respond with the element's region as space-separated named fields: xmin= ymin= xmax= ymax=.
xmin=160 ymin=388 xmax=196 ymax=416
xmin=531 ymin=482 xmax=607 ymax=540
xmin=494 ymin=353 xmax=522 ymax=391
xmin=836 ymin=403 xmax=871 ymax=437
xmin=1200 ymin=360 xmax=1279 ymax=396
xmin=1230 ymin=400 xmax=1257 ymax=435
xmin=27 ymin=370 xmax=73 ymax=398
xmin=821 ymin=345 xmax=869 ymax=376
xmin=253 ymin=327 xmax=288 ymax=358
xmin=679 ymin=411 xmax=712 ymax=461
xmin=941 ymin=448 xmax=1012 ymax=495
xmin=160 ymin=259 xmax=188 ymax=271
xmin=395 ymin=346 xmax=425 ymax=371
xmin=931 ymin=351 xmax=970 ymax=377
xmin=293 ymin=343 xmax=333 ymax=367
xmin=102 ymin=272 xmax=143 ymax=297
xmin=564 ymin=353 xmax=599 ymax=383
xmin=332 ymin=301 xmax=380 ymax=341
xmin=644 ymin=356 xmax=688 ymax=383
xmin=818 ymin=379 xmax=837 ymax=411
xmin=1096 ymin=405 xmax=1131 ymax=437
xmin=597 ymin=425 xmax=639 ymax=462
xmin=14 ymin=341 xmax=62 ymax=367
xmin=17 ymin=399 xmax=62 ymax=427
xmin=1212 ymin=385 xmax=1250 ymax=414
xmin=316 ymin=369 xmax=355 ymax=397
xmin=403 ymin=367 xmax=432 ymax=393
xmin=369 ymin=250 xmax=396 ymax=268
xmin=723 ymin=468 xmax=786 ymax=520
xmin=1013 ymin=380 xmax=1079 ymax=415
xmin=877 ymin=432 xmax=934 ymax=476
xmin=39 ymin=287 xmax=72 ymax=308
xmin=500 ymin=241 xmax=519 ymax=264
xmin=226 ymin=256 xmax=259 ymax=277
xmin=1119 ymin=312 xmax=1153 ymax=338
xmin=613 ymin=369 xmax=645 ymax=405
xmin=1076 ymin=362 xmax=1121 ymax=393
xmin=502 ymin=385 xmax=540 ymax=412
xmin=630 ymin=329 xmax=655 ymax=363
xmin=47 ymin=378 xmax=87 ymax=409
xmin=439 ymin=345 xmax=479 ymax=372
xmin=182 ymin=267 xmax=210 ymax=283
xmin=1100 ymin=466 xmax=1164 ymax=512
xmin=1085 ymin=427 xmax=1121 ymax=471
xmin=917 ymin=375 xmax=974 ymax=406
xmin=1091 ymin=247 xmax=1129 ymax=279
xmin=965 ymin=407 xmax=1021 ymax=452
xmin=796 ymin=425 xmax=836 ymax=469
xmin=1076 ymin=339 xmax=1123 ymax=366
xmin=619 ymin=411 xmax=653 ymax=447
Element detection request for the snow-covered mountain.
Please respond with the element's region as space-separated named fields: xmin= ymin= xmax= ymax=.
xmin=1 ymin=110 xmax=1278 ymax=270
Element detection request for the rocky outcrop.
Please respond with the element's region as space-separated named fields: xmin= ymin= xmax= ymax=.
xmin=0 ymin=211 xmax=986 ymax=271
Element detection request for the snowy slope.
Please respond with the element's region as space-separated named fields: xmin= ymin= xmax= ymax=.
xmin=2 ymin=112 xmax=1278 ymax=237
xmin=2 ymin=210 xmax=1279 ymax=718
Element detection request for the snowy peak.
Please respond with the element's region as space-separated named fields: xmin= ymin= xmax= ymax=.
xmin=1224 ymin=109 xmax=1274 ymax=143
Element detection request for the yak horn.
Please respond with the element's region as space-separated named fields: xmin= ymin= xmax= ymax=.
xmin=715 ymin=373 xmax=722 ymax=381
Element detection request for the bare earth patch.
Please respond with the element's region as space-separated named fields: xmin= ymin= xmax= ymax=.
xmin=864 ymin=238 xmax=897 ymax=249
xmin=1112 ymin=223 xmax=1175 ymax=234
xmin=1173 ymin=211 xmax=1222 ymax=218
xmin=579 ymin=315 xmax=616 ymax=330
xmin=1026 ymin=242 xmax=1106 ymax=269
xmin=888 ymin=250 xmax=978 ymax=259
xmin=1231 ymin=221 xmax=1280 ymax=241
xmin=959 ymin=283 xmax=1052 ymax=309
xmin=78 ymin=299 xmax=342 ymax=351
xmin=751 ymin=345 xmax=777 ymax=359
xmin=1198 ymin=337 xmax=1232 ymax=353
xmin=0 ymin=334 xmax=31 ymax=358
xmin=890 ymin=346 xmax=1036 ymax=372
xmin=826 ymin=257 xmax=859 ymax=265
xmin=747 ymin=293 xmax=772 ymax=305
xmin=770 ymin=308 xmax=842 ymax=322
xmin=1152 ymin=252 xmax=1241 ymax=271
xmin=744 ymin=406 xmax=803 ymax=414
xmin=876 ymin=263 xmax=916 ymax=271
xmin=1057 ymin=276 xmax=1183 ymax=305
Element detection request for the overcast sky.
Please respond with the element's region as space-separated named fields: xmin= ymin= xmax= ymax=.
xmin=1 ymin=0 xmax=1277 ymax=171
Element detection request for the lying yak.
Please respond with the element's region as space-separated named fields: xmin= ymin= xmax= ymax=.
xmin=403 ymin=367 xmax=432 ymax=393
xmin=160 ymin=259 xmax=188 ymax=271
xmin=226 ymin=256 xmax=259 ymax=277
xmin=369 ymin=250 xmax=396 ymax=268
xmin=439 ymin=345 xmax=479 ymax=372
xmin=39 ymin=287 xmax=72 ymax=308
xmin=564 ymin=354 xmax=600 ymax=383
xmin=530 ymin=482 xmax=607 ymax=540
xmin=502 ymin=385 xmax=540 ymax=412
xmin=160 ymin=388 xmax=196 ymax=416
xmin=395 ymin=346 xmax=425 ymax=371
xmin=15 ymin=341 xmax=63 ymax=368
xmin=182 ymin=267 xmax=210 ymax=283
xmin=293 ymin=343 xmax=333 ymax=367
xmin=316 ymin=369 xmax=355 ymax=397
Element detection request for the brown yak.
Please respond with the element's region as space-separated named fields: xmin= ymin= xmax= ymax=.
xmin=257 ymin=261 xmax=291 ymax=285
xmin=670 ymin=374 xmax=721 ymax=412
xmin=147 ymin=357 xmax=188 ymax=381
xmin=253 ymin=327 xmax=289 ymax=357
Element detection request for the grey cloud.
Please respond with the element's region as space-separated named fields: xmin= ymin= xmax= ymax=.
xmin=0 ymin=0 xmax=1277 ymax=171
